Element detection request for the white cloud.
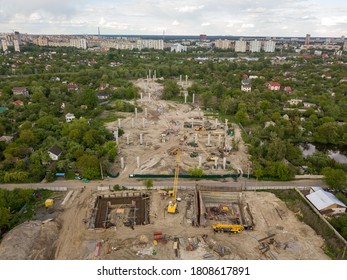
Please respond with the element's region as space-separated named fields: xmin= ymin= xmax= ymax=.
xmin=321 ymin=16 xmax=347 ymax=26
xmin=172 ymin=20 xmax=179 ymax=26
xmin=201 ymin=22 xmax=210 ymax=27
xmin=242 ymin=23 xmax=255 ymax=28
xmin=176 ymin=5 xmax=204 ymax=13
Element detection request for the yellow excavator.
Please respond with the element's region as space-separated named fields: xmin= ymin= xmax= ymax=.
xmin=212 ymin=223 xmax=244 ymax=233
xmin=168 ymin=149 xmax=180 ymax=214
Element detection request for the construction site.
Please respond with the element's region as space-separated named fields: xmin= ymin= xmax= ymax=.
xmin=0 ymin=75 xmax=330 ymax=260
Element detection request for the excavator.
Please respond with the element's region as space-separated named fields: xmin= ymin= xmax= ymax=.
xmin=212 ymin=223 xmax=244 ymax=233
xmin=167 ymin=149 xmax=180 ymax=214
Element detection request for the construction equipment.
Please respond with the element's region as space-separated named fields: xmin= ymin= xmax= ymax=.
xmin=195 ymin=138 xmax=218 ymax=161
xmin=168 ymin=149 xmax=180 ymax=214
xmin=212 ymin=223 xmax=244 ymax=233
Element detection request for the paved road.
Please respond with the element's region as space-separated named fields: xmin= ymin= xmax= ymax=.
xmin=0 ymin=177 xmax=326 ymax=191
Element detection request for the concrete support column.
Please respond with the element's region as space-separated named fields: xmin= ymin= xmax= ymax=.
xmin=140 ymin=133 xmax=143 ymax=145
xmin=185 ymin=75 xmax=188 ymax=86
xmin=120 ymin=157 xmax=125 ymax=169
xmin=114 ymin=128 xmax=119 ymax=145
xmin=207 ymin=133 xmax=211 ymax=146
xmin=180 ymin=75 xmax=182 ymax=86
xmin=142 ymin=117 xmax=145 ymax=128
xmin=225 ymin=119 xmax=228 ymax=128
xmin=137 ymin=156 xmax=140 ymax=168
xmin=215 ymin=118 xmax=218 ymax=127
xmin=118 ymin=118 xmax=121 ymax=128
xmin=131 ymin=118 xmax=134 ymax=128
xmin=192 ymin=93 xmax=195 ymax=104
xmin=135 ymin=107 xmax=138 ymax=118
xmin=140 ymin=92 xmax=143 ymax=103
xmin=214 ymin=158 xmax=218 ymax=169
xmin=144 ymin=108 xmax=148 ymax=118
xmin=126 ymin=134 xmax=130 ymax=145
xmin=154 ymin=70 xmax=156 ymax=80
xmin=198 ymin=156 xmax=202 ymax=167
xmin=184 ymin=92 xmax=187 ymax=103
xmin=223 ymin=157 xmax=226 ymax=170
xmin=218 ymin=134 xmax=221 ymax=147
xmin=191 ymin=119 xmax=194 ymax=129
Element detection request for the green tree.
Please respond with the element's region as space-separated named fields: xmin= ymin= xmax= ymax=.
xmin=76 ymin=154 xmax=100 ymax=179
xmin=143 ymin=179 xmax=154 ymax=190
xmin=189 ymin=166 xmax=204 ymax=177
xmin=0 ymin=207 xmax=11 ymax=231
xmin=322 ymin=167 xmax=346 ymax=191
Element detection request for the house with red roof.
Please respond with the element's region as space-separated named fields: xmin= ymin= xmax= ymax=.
xmin=13 ymin=100 xmax=24 ymax=106
xmin=284 ymin=86 xmax=293 ymax=94
xmin=267 ymin=82 xmax=281 ymax=91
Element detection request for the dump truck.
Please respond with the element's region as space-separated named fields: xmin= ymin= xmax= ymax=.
xmin=212 ymin=223 xmax=244 ymax=233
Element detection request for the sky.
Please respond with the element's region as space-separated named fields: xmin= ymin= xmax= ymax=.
xmin=0 ymin=0 xmax=346 ymax=37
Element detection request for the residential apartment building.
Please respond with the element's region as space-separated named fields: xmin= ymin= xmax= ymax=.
xmin=214 ymin=39 xmax=232 ymax=49
xmin=343 ymin=41 xmax=347 ymax=51
xmin=263 ymin=40 xmax=276 ymax=52
xmin=14 ymin=39 xmax=20 ymax=52
xmin=137 ymin=39 xmax=164 ymax=50
xmin=70 ymin=38 xmax=87 ymax=50
xmin=33 ymin=36 xmax=49 ymax=46
xmin=235 ymin=40 xmax=247 ymax=52
xmin=170 ymin=43 xmax=187 ymax=52
xmin=249 ymin=40 xmax=261 ymax=52
xmin=1 ymin=39 xmax=8 ymax=52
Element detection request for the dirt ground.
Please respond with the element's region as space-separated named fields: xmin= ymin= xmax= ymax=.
xmin=0 ymin=78 xmax=329 ymax=260
xmin=105 ymin=78 xmax=251 ymax=181
xmin=50 ymin=189 xmax=329 ymax=260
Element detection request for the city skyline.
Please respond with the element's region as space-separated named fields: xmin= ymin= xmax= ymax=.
xmin=0 ymin=0 xmax=346 ymax=37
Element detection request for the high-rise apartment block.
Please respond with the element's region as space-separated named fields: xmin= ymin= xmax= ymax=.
xmin=14 ymin=39 xmax=20 ymax=52
xmin=305 ymin=34 xmax=311 ymax=45
xmin=137 ymin=39 xmax=164 ymax=50
xmin=215 ymin=39 xmax=232 ymax=49
xmin=70 ymin=38 xmax=87 ymax=49
xmin=343 ymin=41 xmax=347 ymax=51
xmin=1 ymin=39 xmax=8 ymax=52
xmin=263 ymin=40 xmax=276 ymax=52
xmin=235 ymin=40 xmax=247 ymax=52
xmin=33 ymin=36 xmax=49 ymax=46
xmin=250 ymin=40 xmax=261 ymax=52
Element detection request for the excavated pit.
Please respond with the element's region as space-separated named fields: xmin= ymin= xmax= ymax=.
xmin=94 ymin=193 xmax=150 ymax=228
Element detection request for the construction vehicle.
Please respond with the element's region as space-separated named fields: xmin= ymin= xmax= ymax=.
xmin=190 ymin=151 xmax=198 ymax=158
xmin=195 ymin=126 xmax=205 ymax=131
xmin=195 ymin=138 xmax=218 ymax=162
xmin=168 ymin=149 xmax=180 ymax=214
xmin=212 ymin=223 xmax=244 ymax=233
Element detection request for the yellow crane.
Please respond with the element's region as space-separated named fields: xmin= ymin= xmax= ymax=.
xmin=195 ymin=138 xmax=218 ymax=161
xmin=168 ymin=149 xmax=180 ymax=214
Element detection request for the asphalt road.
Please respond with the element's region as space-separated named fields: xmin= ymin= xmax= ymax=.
xmin=0 ymin=177 xmax=326 ymax=191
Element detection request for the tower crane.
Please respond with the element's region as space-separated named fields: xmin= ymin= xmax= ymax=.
xmin=168 ymin=148 xmax=180 ymax=214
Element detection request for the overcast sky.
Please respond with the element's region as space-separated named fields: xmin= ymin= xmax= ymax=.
xmin=0 ymin=0 xmax=346 ymax=37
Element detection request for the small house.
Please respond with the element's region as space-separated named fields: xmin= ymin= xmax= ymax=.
xmin=12 ymin=87 xmax=30 ymax=98
xmin=306 ymin=189 xmax=346 ymax=215
xmin=96 ymin=93 xmax=110 ymax=100
xmin=13 ymin=100 xmax=24 ymax=106
xmin=267 ymin=82 xmax=281 ymax=91
xmin=65 ymin=113 xmax=76 ymax=123
xmin=284 ymin=86 xmax=293 ymax=94
xmin=67 ymin=82 xmax=79 ymax=91
xmin=48 ymin=146 xmax=63 ymax=161
xmin=241 ymin=79 xmax=252 ymax=92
